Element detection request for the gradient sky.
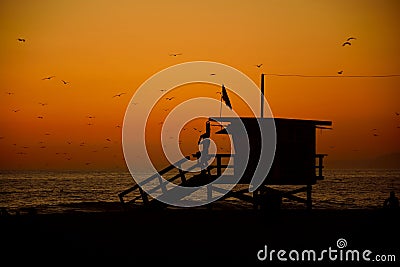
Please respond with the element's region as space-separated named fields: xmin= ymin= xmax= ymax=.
xmin=1 ymin=0 xmax=399 ymax=170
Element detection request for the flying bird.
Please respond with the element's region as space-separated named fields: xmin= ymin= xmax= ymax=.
xmin=106 ymin=138 xmax=111 ymax=142
xmin=61 ymin=80 xmax=69 ymax=85
xmin=42 ymin=76 xmax=55 ymax=80
xmin=395 ymin=112 xmax=399 ymax=116
xmin=210 ymin=73 xmax=216 ymax=76
xmin=37 ymin=116 xmax=44 ymax=119
xmin=39 ymin=102 xmax=48 ymax=106
xmin=17 ymin=38 xmax=25 ymax=42
xmin=165 ymin=97 xmax=175 ymax=100
xmin=6 ymin=92 xmax=14 ymax=95
xmin=347 ymin=37 xmax=357 ymax=41
xmin=255 ymin=64 xmax=263 ymax=68
xmin=12 ymin=109 xmax=20 ymax=112
xmin=373 ymin=133 xmax=379 ymax=137
xmin=342 ymin=42 xmax=351 ymax=46
xmin=113 ymin=93 xmax=126 ymax=98
xmin=87 ymin=115 xmax=95 ymax=119
xmin=169 ymin=53 xmax=182 ymax=56
xmin=337 ymin=70 xmax=343 ymax=74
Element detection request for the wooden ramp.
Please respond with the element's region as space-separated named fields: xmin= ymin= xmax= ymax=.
xmin=118 ymin=152 xmax=327 ymax=210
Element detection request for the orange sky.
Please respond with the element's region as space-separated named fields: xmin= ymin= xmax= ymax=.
xmin=1 ymin=0 xmax=399 ymax=170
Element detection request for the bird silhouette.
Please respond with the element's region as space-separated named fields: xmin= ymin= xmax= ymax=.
xmin=42 ymin=76 xmax=55 ymax=80
xmin=87 ymin=115 xmax=95 ymax=119
xmin=6 ymin=92 xmax=14 ymax=95
xmin=342 ymin=42 xmax=351 ymax=46
xmin=37 ymin=116 xmax=44 ymax=119
xmin=113 ymin=93 xmax=126 ymax=98
xmin=39 ymin=102 xmax=48 ymax=106
xmin=169 ymin=53 xmax=182 ymax=56
xmin=12 ymin=109 xmax=20 ymax=113
xmin=347 ymin=37 xmax=357 ymax=41
xmin=373 ymin=133 xmax=379 ymax=137
xmin=17 ymin=38 xmax=25 ymax=42
xmin=255 ymin=64 xmax=263 ymax=68
xmin=106 ymin=138 xmax=111 ymax=142
xmin=395 ymin=112 xmax=399 ymax=116
xmin=165 ymin=97 xmax=175 ymax=100
xmin=210 ymin=73 xmax=216 ymax=76
xmin=61 ymin=80 xmax=69 ymax=85
xmin=338 ymin=70 xmax=343 ymax=74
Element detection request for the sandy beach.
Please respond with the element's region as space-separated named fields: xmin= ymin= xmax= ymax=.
xmin=1 ymin=204 xmax=399 ymax=265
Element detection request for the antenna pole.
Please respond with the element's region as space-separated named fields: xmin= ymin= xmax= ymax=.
xmin=260 ymin=73 xmax=265 ymax=118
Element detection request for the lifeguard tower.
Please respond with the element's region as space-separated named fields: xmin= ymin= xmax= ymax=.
xmin=119 ymin=75 xmax=332 ymax=210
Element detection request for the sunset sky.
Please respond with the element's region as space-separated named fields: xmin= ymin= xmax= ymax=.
xmin=1 ymin=0 xmax=399 ymax=170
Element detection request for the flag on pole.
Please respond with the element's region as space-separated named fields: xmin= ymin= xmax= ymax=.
xmin=221 ymin=84 xmax=232 ymax=109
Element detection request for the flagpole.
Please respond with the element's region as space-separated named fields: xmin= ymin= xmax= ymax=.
xmin=219 ymin=84 xmax=223 ymax=118
xmin=219 ymin=93 xmax=223 ymax=118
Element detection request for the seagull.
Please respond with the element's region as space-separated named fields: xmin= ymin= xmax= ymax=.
xmin=61 ymin=80 xmax=69 ymax=85
xmin=338 ymin=70 xmax=343 ymax=74
xmin=39 ymin=102 xmax=48 ymax=106
xmin=12 ymin=109 xmax=20 ymax=112
xmin=6 ymin=92 xmax=14 ymax=95
xmin=87 ymin=115 xmax=95 ymax=119
xmin=165 ymin=97 xmax=175 ymax=100
xmin=37 ymin=116 xmax=44 ymax=119
xmin=169 ymin=53 xmax=182 ymax=56
xmin=210 ymin=73 xmax=216 ymax=76
xmin=42 ymin=76 xmax=55 ymax=80
xmin=347 ymin=37 xmax=357 ymax=41
xmin=255 ymin=64 xmax=263 ymax=68
xmin=342 ymin=42 xmax=351 ymax=46
xmin=106 ymin=138 xmax=111 ymax=142
xmin=113 ymin=92 xmax=126 ymax=98
xmin=17 ymin=38 xmax=25 ymax=42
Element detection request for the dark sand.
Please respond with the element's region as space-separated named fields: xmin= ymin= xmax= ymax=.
xmin=1 ymin=204 xmax=399 ymax=265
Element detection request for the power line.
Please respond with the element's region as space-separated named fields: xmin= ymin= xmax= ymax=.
xmin=264 ymin=73 xmax=400 ymax=78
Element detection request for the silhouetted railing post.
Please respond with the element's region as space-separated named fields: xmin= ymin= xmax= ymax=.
xmin=217 ymin=155 xmax=221 ymax=176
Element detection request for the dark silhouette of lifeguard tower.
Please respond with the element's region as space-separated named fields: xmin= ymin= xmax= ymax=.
xmin=119 ymin=74 xmax=332 ymax=210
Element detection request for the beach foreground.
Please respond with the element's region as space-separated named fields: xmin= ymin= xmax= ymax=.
xmin=1 ymin=205 xmax=399 ymax=265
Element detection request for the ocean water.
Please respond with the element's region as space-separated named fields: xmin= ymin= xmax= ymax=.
xmin=0 ymin=169 xmax=399 ymax=214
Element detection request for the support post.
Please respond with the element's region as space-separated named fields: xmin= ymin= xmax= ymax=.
xmin=306 ymin=184 xmax=312 ymax=210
